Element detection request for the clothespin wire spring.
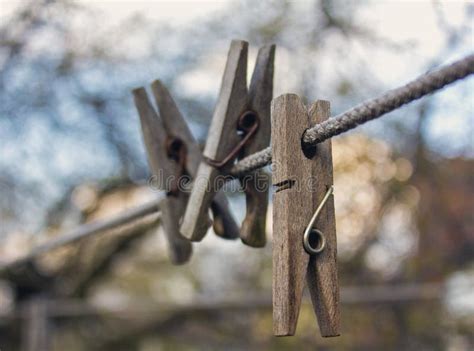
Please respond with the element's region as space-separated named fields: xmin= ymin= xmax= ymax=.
xmin=303 ymin=185 xmax=334 ymax=255
xmin=204 ymin=111 xmax=260 ymax=168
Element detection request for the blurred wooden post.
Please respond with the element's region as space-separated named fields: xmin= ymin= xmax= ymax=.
xmin=21 ymin=295 xmax=50 ymax=351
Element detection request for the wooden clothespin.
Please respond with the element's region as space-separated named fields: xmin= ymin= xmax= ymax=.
xmin=133 ymin=87 xmax=192 ymax=264
xmin=133 ymin=82 xmax=241 ymax=264
xmin=271 ymin=94 xmax=340 ymax=337
xmin=180 ymin=40 xmax=275 ymax=244
xmin=150 ymin=80 xmax=239 ymax=240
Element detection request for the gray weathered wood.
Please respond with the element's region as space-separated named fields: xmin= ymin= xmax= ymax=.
xmin=151 ymin=80 xmax=202 ymax=175
xmin=272 ymin=94 xmax=339 ymax=337
xmin=239 ymin=44 xmax=275 ymax=247
xmin=209 ymin=197 xmax=239 ymax=239
xmin=151 ymin=80 xmax=239 ymax=240
xmin=306 ymin=100 xmax=340 ymax=337
xmin=133 ymin=88 xmax=192 ymax=264
xmin=180 ymin=40 xmax=249 ymax=241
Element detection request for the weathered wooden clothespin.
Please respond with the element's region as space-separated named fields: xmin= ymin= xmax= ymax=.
xmin=180 ymin=40 xmax=275 ymax=244
xmin=133 ymin=87 xmax=192 ymax=264
xmin=150 ymin=80 xmax=239 ymax=240
xmin=133 ymin=82 xmax=241 ymax=264
xmin=272 ymin=94 xmax=340 ymax=337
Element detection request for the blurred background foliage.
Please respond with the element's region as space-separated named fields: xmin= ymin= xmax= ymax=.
xmin=0 ymin=0 xmax=473 ymax=350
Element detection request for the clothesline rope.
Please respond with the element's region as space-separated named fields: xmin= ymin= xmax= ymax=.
xmin=0 ymin=199 xmax=162 ymax=271
xmin=230 ymin=53 xmax=474 ymax=176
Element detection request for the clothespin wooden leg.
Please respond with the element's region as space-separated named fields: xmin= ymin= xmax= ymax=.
xmin=133 ymin=88 xmax=192 ymax=265
xmin=239 ymin=171 xmax=270 ymax=247
xmin=239 ymin=44 xmax=275 ymax=247
xmin=272 ymin=94 xmax=339 ymax=337
xmin=158 ymin=196 xmax=193 ymax=264
xmin=211 ymin=191 xmax=240 ymax=239
xmin=306 ymin=101 xmax=339 ymax=337
xmin=180 ymin=40 xmax=249 ymax=242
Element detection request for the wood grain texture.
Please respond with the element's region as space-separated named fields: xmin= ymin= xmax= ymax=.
xmin=151 ymin=80 xmax=239 ymax=240
xmin=306 ymin=101 xmax=340 ymax=337
xmin=272 ymin=94 xmax=339 ymax=337
xmin=133 ymin=88 xmax=192 ymax=264
xmin=151 ymin=80 xmax=202 ymax=175
xmin=272 ymin=94 xmax=312 ymax=336
xmin=180 ymin=40 xmax=249 ymax=241
xmin=239 ymin=44 xmax=275 ymax=248
xmin=203 ymin=40 xmax=249 ymax=160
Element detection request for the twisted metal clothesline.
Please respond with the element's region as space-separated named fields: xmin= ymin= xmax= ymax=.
xmin=231 ymin=53 xmax=474 ymax=176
